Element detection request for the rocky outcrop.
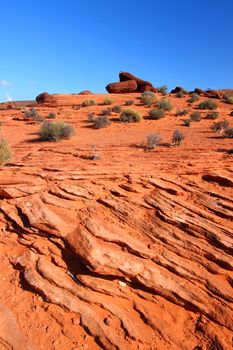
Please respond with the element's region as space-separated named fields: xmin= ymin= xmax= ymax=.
xmin=106 ymin=80 xmax=138 ymax=94
xmin=78 ymin=90 xmax=93 ymax=95
xmin=106 ymin=72 xmax=157 ymax=93
xmin=36 ymin=92 xmax=51 ymax=103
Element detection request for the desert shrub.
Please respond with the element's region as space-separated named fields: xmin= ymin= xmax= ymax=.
xmin=125 ymin=100 xmax=134 ymax=106
xmin=102 ymin=97 xmax=114 ymax=105
xmin=81 ymin=99 xmax=97 ymax=107
xmin=187 ymin=93 xmax=199 ymax=103
xmin=0 ymin=137 xmax=12 ymax=166
xmin=39 ymin=121 xmax=75 ymax=141
xmin=190 ymin=112 xmax=202 ymax=122
xmin=211 ymin=120 xmax=229 ymax=133
xmin=47 ymin=112 xmax=57 ymax=119
xmin=175 ymin=109 xmax=188 ymax=116
xmin=101 ymin=108 xmax=112 ymax=116
xmin=224 ymin=96 xmax=233 ymax=104
xmin=149 ymin=108 xmax=165 ymax=119
xmin=146 ymin=133 xmax=161 ymax=149
xmin=24 ymin=108 xmax=44 ymax=123
xmin=87 ymin=113 xmax=94 ymax=123
xmin=176 ymin=91 xmax=184 ymax=98
xmin=141 ymin=91 xmax=156 ymax=106
xmin=183 ymin=119 xmax=192 ymax=127
xmin=230 ymin=110 xmax=233 ymax=116
xmin=172 ymin=130 xmax=185 ymax=146
xmin=199 ymin=99 xmax=217 ymax=110
xmin=92 ymin=116 xmax=111 ymax=129
xmin=157 ymin=98 xmax=173 ymax=111
xmin=206 ymin=111 xmax=219 ymax=119
xmin=224 ymin=127 xmax=233 ymax=138
xmin=157 ymin=85 xmax=168 ymax=95
xmin=112 ymin=105 xmax=122 ymax=113
xmin=120 ymin=109 xmax=142 ymax=122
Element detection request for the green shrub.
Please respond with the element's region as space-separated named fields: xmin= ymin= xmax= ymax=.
xmin=81 ymin=99 xmax=97 ymax=107
xmin=224 ymin=96 xmax=233 ymax=104
xmin=101 ymin=108 xmax=112 ymax=116
xmin=0 ymin=137 xmax=12 ymax=166
xmin=199 ymin=99 xmax=217 ymax=110
xmin=125 ymin=100 xmax=134 ymax=106
xmin=175 ymin=109 xmax=188 ymax=116
xmin=224 ymin=127 xmax=233 ymax=138
xmin=149 ymin=108 xmax=165 ymax=119
xmin=190 ymin=112 xmax=202 ymax=122
xmin=211 ymin=120 xmax=229 ymax=133
xmin=176 ymin=91 xmax=184 ymax=98
xmin=112 ymin=105 xmax=122 ymax=113
xmin=172 ymin=130 xmax=185 ymax=146
xmin=47 ymin=112 xmax=57 ymax=119
xmin=206 ymin=111 xmax=219 ymax=120
xmin=24 ymin=108 xmax=44 ymax=123
xmin=92 ymin=116 xmax=111 ymax=129
xmin=183 ymin=119 xmax=192 ymax=127
xmin=120 ymin=109 xmax=142 ymax=122
xmin=157 ymin=98 xmax=173 ymax=111
xmin=39 ymin=121 xmax=75 ymax=141
xmin=141 ymin=91 xmax=156 ymax=106
xmin=146 ymin=133 xmax=161 ymax=149
xmin=102 ymin=97 xmax=114 ymax=105
xmin=187 ymin=93 xmax=199 ymax=103
xmin=157 ymin=85 xmax=168 ymax=95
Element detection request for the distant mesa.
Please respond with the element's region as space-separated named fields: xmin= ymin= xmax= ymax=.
xmin=106 ymin=71 xmax=157 ymax=93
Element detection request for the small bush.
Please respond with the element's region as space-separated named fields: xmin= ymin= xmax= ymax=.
xmin=190 ymin=112 xmax=202 ymax=122
xmin=47 ymin=112 xmax=57 ymax=119
xmin=211 ymin=120 xmax=229 ymax=133
xmin=157 ymin=98 xmax=173 ymax=111
xmin=146 ymin=133 xmax=161 ymax=149
xmin=224 ymin=96 xmax=233 ymax=104
xmin=0 ymin=137 xmax=12 ymax=166
xmin=24 ymin=108 xmax=44 ymax=123
xmin=175 ymin=109 xmax=188 ymax=116
xmin=149 ymin=108 xmax=165 ymax=119
xmin=230 ymin=110 xmax=233 ymax=116
xmin=87 ymin=113 xmax=94 ymax=123
xmin=199 ymin=99 xmax=217 ymax=110
xmin=183 ymin=119 xmax=192 ymax=127
xmin=102 ymin=97 xmax=114 ymax=105
xmin=157 ymin=85 xmax=168 ymax=95
xmin=81 ymin=99 xmax=97 ymax=107
xmin=92 ymin=115 xmax=111 ymax=129
xmin=176 ymin=91 xmax=184 ymax=98
xmin=125 ymin=100 xmax=134 ymax=106
xmin=172 ymin=130 xmax=185 ymax=146
xmin=141 ymin=91 xmax=156 ymax=106
xmin=39 ymin=121 xmax=75 ymax=141
xmin=206 ymin=111 xmax=219 ymax=120
xmin=120 ymin=109 xmax=142 ymax=122
xmin=224 ymin=127 xmax=233 ymax=138
xmin=112 ymin=105 xmax=122 ymax=113
xmin=101 ymin=108 xmax=112 ymax=116
xmin=187 ymin=93 xmax=199 ymax=103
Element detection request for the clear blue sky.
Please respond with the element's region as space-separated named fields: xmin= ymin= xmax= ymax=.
xmin=0 ymin=0 xmax=232 ymax=102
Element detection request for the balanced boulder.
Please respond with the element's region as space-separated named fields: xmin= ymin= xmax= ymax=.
xmin=106 ymin=80 xmax=137 ymax=94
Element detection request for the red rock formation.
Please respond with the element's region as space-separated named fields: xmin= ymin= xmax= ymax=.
xmin=106 ymin=80 xmax=137 ymax=93
xmin=170 ymin=86 xmax=186 ymax=94
xmin=36 ymin=92 xmax=50 ymax=103
xmin=78 ymin=90 xmax=93 ymax=95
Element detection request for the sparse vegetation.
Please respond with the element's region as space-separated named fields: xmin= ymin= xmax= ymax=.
xmin=39 ymin=121 xmax=75 ymax=141
xmin=230 ymin=110 xmax=233 ymax=116
xmin=87 ymin=113 xmax=94 ymax=123
xmin=146 ymin=133 xmax=161 ymax=149
xmin=172 ymin=130 xmax=185 ymax=146
xmin=206 ymin=111 xmax=219 ymax=120
xmin=0 ymin=137 xmax=12 ymax=166
xmin=141 ymin=91 xmax=156 ymax=106
xmin=157 ymin=85 xmax=168 ymax=95
xmin=183 ymin=119 xmax=192 ymax=127
xmin=190 ymin=112 xmax=202 ymax=122
xmin=120 ymin=109 xmax=142 ymax=122
xmin=149 ymin=108 xmax=165 ymax=119
xmin=211 ymin=120 xmax=229 ymax=133
xmin=224 ymin=96 xmax=233 ymax=104
xmin=112 ymin=105 xmax=122 ymax=113
xmin=187 ymin=93 xmax=199 ymax=103
xmin=101 ymin=108 xmax=112 ymax=116
xmin=47 ymin=112 xmax=57 ymax=119
xmin=175 ymin=91 xmax=184 ymax=98
xmin=224 ymin=127 xmax=233 ymax=138
xmin=125 ymin=100 xmax=134 ymax=106
xmin=175 ymin=109 xmax=188 ymax=116
xmin=92 ymin=115 xmax=111 ymax=129
xmin=157 ymin=98 xmax=173 ymax=111
xmin=81 ymin=99 xmax=97 ymax=107
xmin=102 ymin=97 xmax=114 ymax=105
xmin=199 ymin=99 xmax=217 ymax=110
xmin=24 ymin=108 xmax=44 ymax=123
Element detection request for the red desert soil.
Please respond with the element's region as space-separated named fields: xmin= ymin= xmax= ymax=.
xmin=0 ymin=92 xmax=233 ymax=350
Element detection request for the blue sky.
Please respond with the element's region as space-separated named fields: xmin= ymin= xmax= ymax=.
xmin=0 ymin=0 xmax=232 ymax=102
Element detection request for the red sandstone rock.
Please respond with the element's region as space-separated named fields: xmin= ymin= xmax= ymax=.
xmin=106 ymin=80 xmax=137 ymax=93
xmin=78 ymin=90 xmax=93 ymax=95
xmin=36 ymin=92 xmax=50 ymax=103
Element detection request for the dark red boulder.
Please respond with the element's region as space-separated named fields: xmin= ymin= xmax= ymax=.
xmin=170 ymin=87 xmax=186 ymax=94
xmin=36 ymin=92 xmax=50 ymax=103
xmin=106 ymin=80 xmax=137 ymax=93
xmin=78 ymin=90 xmax=93 ymax=95
xmin=119 ymin=72 xmax=152 ymax=91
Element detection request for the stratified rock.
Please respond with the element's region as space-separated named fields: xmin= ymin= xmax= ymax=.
xmin=36 ymin=92 xmax=50 ymax=103
xmin=106 ymin=80 xmax=137 ymax=94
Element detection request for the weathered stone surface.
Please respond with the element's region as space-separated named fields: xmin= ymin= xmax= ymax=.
xmin=78 ymin=90 xmax=93 ymax=95
xmin=170 ymin=86 xmax=186 ymax=94
xmin=36 ymin=92 xmax=50 ymax=103
xmin=106 ymin=80 xmax=137 ymax=93
xmin=119 ymin=71 xmax=153 ymax=90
